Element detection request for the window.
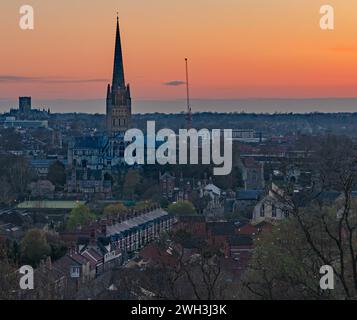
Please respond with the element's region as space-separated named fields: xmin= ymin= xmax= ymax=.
xmin=272 ymin=204 xmax=277 ymax=217
xmin=260 ymin=203 xmax=265 ymax=217
xmin=252 ymin=170 xmax=257 ymax=181
xmin=70 ymin=266 xmax=80 ymax=278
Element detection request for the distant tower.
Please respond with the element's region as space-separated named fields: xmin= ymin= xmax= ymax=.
xmin=19 ymin=97 xmax=31 ymax=113
xmin=106 ymin=15 xmax=131 ymax=136
xmin=185 ymin=58 xmax=192 ymax=129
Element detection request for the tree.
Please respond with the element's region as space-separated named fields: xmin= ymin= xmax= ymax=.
xmin=7 ymin=156 xmax=34 ymax=197
xmin=20 ymin=229 xmax=51 ymax=267
xmin=0 ymin=128 xmax=24 ymax=150
xmin=0 ymin=177 xmax=12 ymax=205
xmin=134 ymin=200 xmax=154 ymax=211
xmin=0 ymin=244 xmax=18 ymax=300
xmin=96 ymin=231 xmax=226 ymax=300
xmin=67 ymin=204 xmax=95 ymax=230
xmin=103 ymin=203 xmax=128 ymax=219
xmin=242 ymin=135 xmax=357 ymax=300
xmin=241 ymin=216 xmax=335 ymax=300
xmin=189 ymin=191 xmax=210 ymax=214
xmin=123 ymin=169 xmax=141 ymax=200
xmin=46 ymin=234 xmax=67 ymax=261
xmin=0 ymin=155 xmax=34 ymax=202
xmin=167 ymin=200 xmax=196 ymax=216
xmin=47 ymin=161 xmax=66 ymax=188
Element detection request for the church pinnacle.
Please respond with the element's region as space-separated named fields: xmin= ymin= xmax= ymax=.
xmin=106 ymin=15 xmax=132 ymax=136
xmin=112 ymin=14 xmax=125 ymax=90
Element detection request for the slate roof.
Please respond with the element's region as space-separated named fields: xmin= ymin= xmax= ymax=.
xmin=236 ymin=190 xmax=263 ymax=201
xmin=207 ymin=222 xmax=235 ymax=236
xmin=228 ymin=235 xmax=253 ymax=246
xmin=317 ymin=191 xmax=341 ymax=202
xmin=70 ymin=253 xmax=90 ymax=266
xmin=54 ymin=255 xmax=81 ymax=273
xmin=159 ymin=172 xmax=175 ymax=180
xmin=178 ymin=215 xmax=205 ymax=223
xmin=106 ymin=209 xmax=169 ymax=237
xmin=204 ymin=184 xmax=221 ymax=196
xmin=29 ymin=159 xmax=67 ymax=168
xmin=82 ymin=248 xmax=103 ymax=268
xmin=0 ymin=208 xmax=32 ymax=226
xmin=73 ymin=136 xmax=109 ymax=149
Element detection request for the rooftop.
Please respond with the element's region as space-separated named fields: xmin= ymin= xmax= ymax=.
xmin=106 ymin=209 xmax=169 ymax=237
xmin=17 ymin=200 xmax=86 ymax=209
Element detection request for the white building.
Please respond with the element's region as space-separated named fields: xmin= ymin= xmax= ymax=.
xmin=252 ymin=183 xmax=292 ymax=222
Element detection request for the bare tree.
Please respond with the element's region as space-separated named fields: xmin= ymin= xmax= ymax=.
xmin=242 ymin=135 xmax=357 ymax=300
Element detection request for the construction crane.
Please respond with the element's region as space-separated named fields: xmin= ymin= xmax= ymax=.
xmin=185 ymin=58 xmax=192 ymax=129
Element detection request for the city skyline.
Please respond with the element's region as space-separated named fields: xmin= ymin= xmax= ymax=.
xmin=1 ymin=0 xmax=357 ymax=113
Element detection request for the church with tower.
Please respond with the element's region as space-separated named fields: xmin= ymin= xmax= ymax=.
xmin=66 ymin=16 xmax=132 ymax=197
xmin=106 ymin=16 xmax=132 ymax=136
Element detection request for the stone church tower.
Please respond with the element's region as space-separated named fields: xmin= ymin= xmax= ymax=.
xmin=106 ymin=16 xmax=131 ymax=136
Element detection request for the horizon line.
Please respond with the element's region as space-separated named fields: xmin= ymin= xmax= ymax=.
xmin=2 ymin=97 xmax=357 ymax=102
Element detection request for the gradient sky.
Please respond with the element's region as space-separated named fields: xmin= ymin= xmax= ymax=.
xmin=1 ymin=0 xmax=357 ymax=104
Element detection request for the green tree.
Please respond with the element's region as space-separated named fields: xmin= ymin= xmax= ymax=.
xmin=123 ymin=169 xmax=141 ymax=200
xmin=67 ymin=204 xmax=95 ymax=230
xmin=167 ymin=200 xmax=196 ymax=216
xmin=20 ymin=229 xmax=51 ymax=266
xmin=103 ymin=203 xmax=128 ymax=219
xmin=134 ymin=200 xmax=154 ymax=211
xmin=47 ymin=161 xmax=66 ymax=187
xmin=46 ymin=234 xmax=67 ymax=261
xmin=189 ymin=191 xmax=210 ymax=214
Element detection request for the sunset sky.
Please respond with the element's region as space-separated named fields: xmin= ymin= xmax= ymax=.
xmin=1 ymin=0 xmax=357 ymax=112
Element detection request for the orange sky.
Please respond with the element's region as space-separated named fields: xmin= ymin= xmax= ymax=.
xmin=1 ymin=0 xmax=357 ymax=101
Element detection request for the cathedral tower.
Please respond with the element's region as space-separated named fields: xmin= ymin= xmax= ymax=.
xmin=106 ymin=16 xmax=131 ymax=136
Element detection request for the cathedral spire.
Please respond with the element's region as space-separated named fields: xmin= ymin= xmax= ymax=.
xmin=112 ymin=15 xmax=125 ymax=90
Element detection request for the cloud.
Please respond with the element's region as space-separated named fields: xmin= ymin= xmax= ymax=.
xmin=0 ymin=75 xmax=108 ymax=84
xmin=0 ymin=75 xmax=39 ymax=82
xmin=163 ymin=80 xmax=186 ymax=86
